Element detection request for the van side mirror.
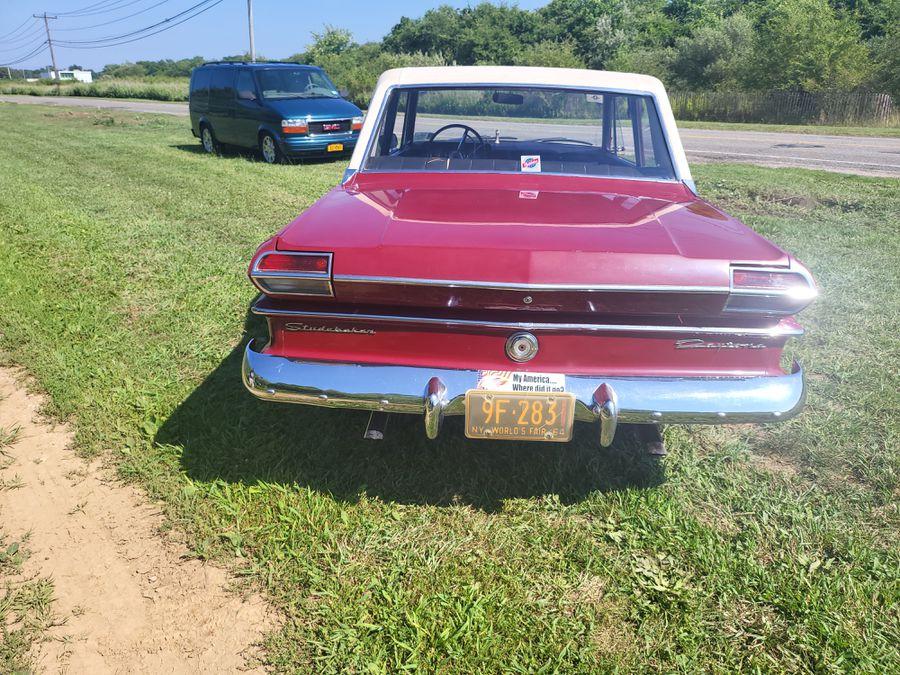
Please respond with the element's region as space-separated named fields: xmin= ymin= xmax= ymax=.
xmin=238 ymin=89 xmax=256 ymax=101
xmin=338 ymin=87 xmax=349 ymax=98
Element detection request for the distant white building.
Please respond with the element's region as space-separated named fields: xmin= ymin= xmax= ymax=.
xmin=40 ymin=68 xmax=93 ymax=83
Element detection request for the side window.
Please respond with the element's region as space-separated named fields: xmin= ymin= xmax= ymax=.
xmin=635 ymin=98 xmax=661 ymax=168
xmin=210 ymin=68 xmax=234 ymax=101
xmin=235 ymin=69 xmax=255 ymax=99
xmin=612 ymin=97 xmax=637 ymax=164
xmin=190 ymin=69 xmax=211 ymax=96
xmin=392 ymin=91 xmax=410 ymax=147
xmin=611 ymin=96 xmax=667 ymax=168
xmin=373 ymin=90 xmax=409 ymax=156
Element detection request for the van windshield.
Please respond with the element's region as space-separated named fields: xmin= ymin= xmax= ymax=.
xmin=365 ymin=86 xmax=676 ymax=180
xmin=256 ymin=68 xmax=339 ymax=100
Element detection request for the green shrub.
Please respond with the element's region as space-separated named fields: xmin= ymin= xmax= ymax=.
xmin=0 ymin=78 xmax=188 ymax=101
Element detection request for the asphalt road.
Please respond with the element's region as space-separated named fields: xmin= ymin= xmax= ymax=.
xmin=2 ymin=94 xmax=898 ymax=178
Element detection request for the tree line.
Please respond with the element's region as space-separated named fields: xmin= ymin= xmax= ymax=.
xmin=67 ymin=0 xmax=900 ymax=106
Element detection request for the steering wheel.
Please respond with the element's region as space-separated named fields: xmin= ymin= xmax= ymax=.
xmin=427 ymin=124 xmax=485 ymax=158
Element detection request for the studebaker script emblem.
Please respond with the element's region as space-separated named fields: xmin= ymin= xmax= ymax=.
xmin=285 ymin=322 xmax=375 ymax=335
xmin=675 ymin=338 xmax=766 ymax=350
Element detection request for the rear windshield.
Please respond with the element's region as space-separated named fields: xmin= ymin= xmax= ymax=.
xmin=365 ymin=86 xmax=675 ymax=180
xmin=256 ymin=68 xmax=339 ymax=100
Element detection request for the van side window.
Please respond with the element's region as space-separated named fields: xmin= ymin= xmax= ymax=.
xmin=235 ymin=70 xmax=255 ymax=99
xmin=190 ymin=68 xmax=211 ymax=96
xmin=210 ymin=68 xmax=235 ymax=101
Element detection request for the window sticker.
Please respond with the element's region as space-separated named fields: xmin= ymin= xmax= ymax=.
xmin=585 ymin=93 xmax=604 ymax=103
xmin=520 ymin=155 xmax=542 ymax=173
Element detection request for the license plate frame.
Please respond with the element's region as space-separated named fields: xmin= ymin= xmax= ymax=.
xmin=464 ymin=390 xmax=576 ymax=442
xmin=326 ymin=143 xmax=344 ymax=152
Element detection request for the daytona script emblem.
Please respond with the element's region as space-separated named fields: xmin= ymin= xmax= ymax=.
xmin=675 ymin=338 xmax=766 ymax=350
xmin=285 ymin=322 xmax=375 ymax=335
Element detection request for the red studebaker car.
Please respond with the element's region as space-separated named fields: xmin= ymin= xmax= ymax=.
xmin=242 ymin=66 xmax=816 ymax=452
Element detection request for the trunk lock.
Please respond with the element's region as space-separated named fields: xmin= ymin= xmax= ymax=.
xmin=506 ymin=332 xmax=539 ymax=362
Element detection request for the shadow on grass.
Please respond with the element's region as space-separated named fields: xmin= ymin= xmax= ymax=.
xmin=156 ymin=311 xmax=664 ymax=511
xmin=170 ymin=143 xmax=352 ymax=166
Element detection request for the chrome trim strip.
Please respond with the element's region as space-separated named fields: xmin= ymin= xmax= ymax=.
xmin=242 ymin=342 xmax=807 ymax=433
xmin=251 ymin=304 xmax=804 ymax=337
xmin=332 ymin=274 xmax=730 ymax=294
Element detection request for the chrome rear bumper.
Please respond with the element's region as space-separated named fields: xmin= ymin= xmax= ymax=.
xmin=241 ymin=342 xmax=806 ymax=445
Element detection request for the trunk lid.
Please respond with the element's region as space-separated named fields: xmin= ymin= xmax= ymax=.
xmin=276 ymin=173 xmax=789 ymax=316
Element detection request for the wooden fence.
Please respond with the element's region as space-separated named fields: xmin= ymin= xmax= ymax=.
xmin=670 ymin=90 xmax=898 ymax=126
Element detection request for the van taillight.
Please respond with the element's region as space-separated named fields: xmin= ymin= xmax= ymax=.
xmin=250 ymin=251 xmax=333 ymax=297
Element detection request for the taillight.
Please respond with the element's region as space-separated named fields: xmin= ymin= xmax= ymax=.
xmin=351 ymin=116 xmax=363 ymax=132
xmin=281 ymin=118 xmax=309 ymax=135
xmin=257 ymin=253 xmax=329 ymax=273
xmin=251 ymin=251 xmax=333 ymax=296
xmin=726 ymin=266 xmax=817 ymax=314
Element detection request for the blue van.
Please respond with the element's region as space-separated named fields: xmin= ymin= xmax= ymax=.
xmin=189 ymin=62 xmax=363 ymax=164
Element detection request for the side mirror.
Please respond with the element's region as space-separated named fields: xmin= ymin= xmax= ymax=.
xmin=238 ymin=89 xmax=256 ymax=101
xmin=338 ymin=87 xmax=349 ymax=98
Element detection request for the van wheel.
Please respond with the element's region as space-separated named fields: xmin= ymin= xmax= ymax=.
xmin=259 ymin=133 xmax=282 ymax=164
xmin=200 ymin=125 xmax=218 ymax=154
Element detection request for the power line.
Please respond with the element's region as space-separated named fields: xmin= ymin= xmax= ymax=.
xmin=1 ymin=23 xmax=46 ymax=46
xmin=4 ymin=0 xmax=227 ymax=68
xmin=0 ymin=32 xmax=47 ymax=53
xmin=0 ymin=17 xmax=37 ymax=41
xmin=53 ymin=0 xmax=141 ymax=18
xmin=58 ymin=0 xmax=226 ymax=49
xmin=56 ymin=0 xmax=224 ymax=47
xmin=1 ymin=41 xmax=49 ymax=67
xmin=54 ymin=0 xmax=177 ymax=32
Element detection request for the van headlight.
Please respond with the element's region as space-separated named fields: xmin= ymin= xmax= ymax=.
xmin=281 ymin=119 xmax=309 ymax=135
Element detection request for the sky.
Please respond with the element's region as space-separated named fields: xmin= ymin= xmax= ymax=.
xmin=1 ymin=0 xmax=547 ymax=71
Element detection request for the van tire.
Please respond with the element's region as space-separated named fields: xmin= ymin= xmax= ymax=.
xmin=200 ymin=124 xmax=218 ymax=154
xmin=259 ymin=132 xmax=283 ymax=164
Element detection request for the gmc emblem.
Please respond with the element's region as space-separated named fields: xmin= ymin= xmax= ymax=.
xmin=322 ymin=122 xmax=341 ymax=131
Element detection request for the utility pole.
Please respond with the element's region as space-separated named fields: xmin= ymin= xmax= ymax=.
xmin=33 ymin=13 xmax=59 ymax=80
xmin=246 ymin=0 xmax=256 ymax=62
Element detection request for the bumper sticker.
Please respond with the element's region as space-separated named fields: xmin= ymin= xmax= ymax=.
xmin=477 ymin=371 xmax=566 ymax=393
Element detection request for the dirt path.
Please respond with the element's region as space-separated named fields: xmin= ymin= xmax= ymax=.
xmin=0 ymin=368 xmax=275 ymax=673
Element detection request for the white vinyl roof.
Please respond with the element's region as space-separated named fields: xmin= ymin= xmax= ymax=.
xmin=346 ymin=66 xmax=693 ymax=188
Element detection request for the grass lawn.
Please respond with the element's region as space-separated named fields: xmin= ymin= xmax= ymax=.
xmin=0 ymin=103 xmax=898 ymax=672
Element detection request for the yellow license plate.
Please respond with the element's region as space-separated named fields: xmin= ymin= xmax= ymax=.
xmin=465 ymin=390 xmax=576 ymax=442
xmin=327 ymin=143 xmax=344 ymax=152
